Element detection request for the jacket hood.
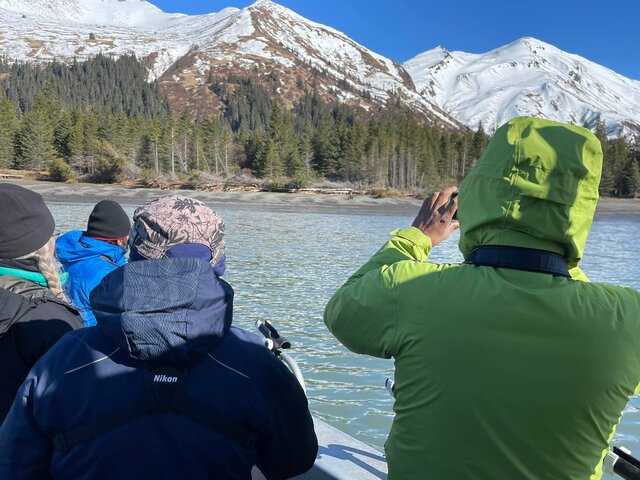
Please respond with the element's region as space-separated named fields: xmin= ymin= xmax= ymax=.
xmin=458 ymin=117 xmax=603 ymax=270
xmin=0 ymin=278 xmax=76 ymax=337
xmin=56 ymin=231 xmax=125 ymax=265
xmin=0 ymin=274 xmax=59 ymax=301
xmin=0 ymin=288 xmax=29 ymax=338
xmin=91 ymin=257 xmax=233 ymax=363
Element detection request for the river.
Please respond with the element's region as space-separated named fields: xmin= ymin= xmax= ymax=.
xmin=48 ymin=195 xmax=639 ymax=477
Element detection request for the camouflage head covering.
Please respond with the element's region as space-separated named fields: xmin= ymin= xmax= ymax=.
xmin=129 ymin=195 xmax=225 ymax=265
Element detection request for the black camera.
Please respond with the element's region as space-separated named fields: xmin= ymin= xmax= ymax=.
xmin=446 ymin=192 xmax=459 ymax=220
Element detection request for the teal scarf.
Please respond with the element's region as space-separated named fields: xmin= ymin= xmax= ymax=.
xmin=0 ymin=266 xmax=69 ymax=287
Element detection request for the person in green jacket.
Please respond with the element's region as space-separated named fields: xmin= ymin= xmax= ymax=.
xmin=324 ymin=116 xmax=640 ymax=480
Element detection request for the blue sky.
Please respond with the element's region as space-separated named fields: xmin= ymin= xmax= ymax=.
xmin=149 ymin=0 xmax=640 ymax=80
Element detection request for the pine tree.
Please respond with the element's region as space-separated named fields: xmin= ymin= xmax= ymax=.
xmin=313 ymin=113 xmax=338 ymax=176
xmin=0 ymin=55 xmax=168 ymax=118
xmin=16 ymin=108 xmax=57 ymax=170
xmin=593 ymin=121 xmax=614 ymax=195
xmin=626 ymin=159 xmax=640 ymax=197
xmin=201 ymin=116 xmax=221 ymax=174
xmin=82 ymin=112 xmax=100 ymax=156
xmin=54 ymin=110 xmax=73 ymax=158
xmin=254 ymin=142 xmax=281 ymax=178
xmin=15 ymin=89 xmax=59 ymax=170
xmin=148 ymin=119 xmax=162 ymax=173
xmin=245 ymin=130 xmax=265 ymax=173
xmin=340 ymin=120 xmax=366 ymax=182
xmin=438 ymin=133 xmax=455 ymax=185
xmin=254 ymin=105 xmax=287 ymax=178
xmin=594 ymin=120 xmax=609 ymax=154
xmin=610 ymin=137 xmax=628 ymax=197
xmin=0 ymin=93 xmax=19 ymax=168
xmin=469 ymin=123 xmax=489 ymax=168
xmin=264 ymin=143 xmax=282 ymax=179
xmin=97 ymin=111 xmax=117 ymax=144
xmin=279 ymin=113 xmax=302 ymax=178
xmin=66 ymin=112 xmax=84 ymax=157
xmin=122 ymin=114 xmax=142 ymax=165
xmin=298 ymin=121 xmax=314 ymax=178
xmin=20 ymin=57 xmax=638 ymax=191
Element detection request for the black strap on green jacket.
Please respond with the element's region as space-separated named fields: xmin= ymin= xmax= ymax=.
xmin=52 ymin=365 xmax=256 ymax=454
xmin=467 ymin=245 xmax=571 ymax=279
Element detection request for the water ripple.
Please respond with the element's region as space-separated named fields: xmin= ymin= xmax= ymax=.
xmin=48 ymin=203 xmax=640 ymax=465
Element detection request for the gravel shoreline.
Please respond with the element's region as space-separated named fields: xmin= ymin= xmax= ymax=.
xmin=4 ymin=179 xmax=639 ymax=219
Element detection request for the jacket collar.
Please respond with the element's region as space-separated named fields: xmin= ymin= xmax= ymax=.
xmin=56 ymin=230 xmax=126 ymax=266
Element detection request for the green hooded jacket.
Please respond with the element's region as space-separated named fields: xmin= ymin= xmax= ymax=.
xmin=324 ymin=117 xmax=640 ymax=480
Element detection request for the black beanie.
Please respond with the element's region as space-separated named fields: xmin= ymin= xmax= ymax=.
xmin=0 ymin=183 xmax=55 ymax=259
xmin=86 ymin=200 xmax=131 ymax=240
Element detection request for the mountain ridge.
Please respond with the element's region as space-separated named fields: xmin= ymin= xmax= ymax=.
xmin=0 ymin=0 xmax=457 ymax=127
xmin=404 ymin=37 xmax=640 ymax=138
xmin=0 ymin=1 xmax=638 ymax=138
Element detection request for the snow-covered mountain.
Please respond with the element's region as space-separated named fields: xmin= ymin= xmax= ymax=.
xmin=0 ymin=0 xmax=177 ymax=28
xmin=404 ymin=37 xmax=640 ymax=138
xmin=0 ymin=0 xmax=455 ymax=125
xmin=1 ymin=1 xmax=638 ymax=137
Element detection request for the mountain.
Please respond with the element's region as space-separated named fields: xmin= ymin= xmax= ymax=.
xmin=404 ymin=37 xmax=640 ymax=138
xmin=1 ymin=2 xmax=638 ymax=138
xmin=0 ymin=0 xmax=456 ymax=126
xmin=0 ymin=0 xmax=244 ymax=80
xmin=0 ymin=0 xmax=175 ymax=27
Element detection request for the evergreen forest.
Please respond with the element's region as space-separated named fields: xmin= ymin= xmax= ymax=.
xmin=0 ymin=54 xmax=638 ymax=196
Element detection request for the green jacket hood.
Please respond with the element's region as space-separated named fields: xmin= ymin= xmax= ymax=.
xmin=458 ymin=116 xmax=603 ymax=269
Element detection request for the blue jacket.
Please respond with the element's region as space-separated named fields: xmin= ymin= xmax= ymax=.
xmin=0 ymin=258 xmax=317 ymax=480
xmin=56 ymin=231 xmax=126 ymax=326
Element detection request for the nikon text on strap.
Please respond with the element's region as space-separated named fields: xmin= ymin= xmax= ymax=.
xmin=466 ymin=245 xmax=571 ymax=278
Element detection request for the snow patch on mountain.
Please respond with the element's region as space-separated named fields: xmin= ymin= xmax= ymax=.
xmin=0 ymin=0 xmax=179 ymax=28
xmin=3 ymin=1 xmax=636 ymax=135
xmin=0 ymin=0 xmax=454 ymax=124
xmin=404 ymin=37 xmax=640 ymax=138
xmin=0 ymin=1 xmax=247 ymax=79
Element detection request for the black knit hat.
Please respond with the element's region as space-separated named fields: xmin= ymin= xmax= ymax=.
xmin=85 ymin=200 xmax=131 ymax=240
xmin=0 ymin=183 xmax=56 ymax=259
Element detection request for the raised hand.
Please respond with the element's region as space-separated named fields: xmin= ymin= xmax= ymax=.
xmin=411 ymin=186 xmax=460 ymax=246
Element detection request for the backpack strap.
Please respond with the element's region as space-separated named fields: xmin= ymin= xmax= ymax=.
xmin=52 ymin=402 xmax=153 ymax=454
xmin=52 ymin=365 xmax=256 ymax=454
xmin=170 ymin=390 xmax=256 ymax=447
xmin=466 ymin=245 xmax=571 ymax=278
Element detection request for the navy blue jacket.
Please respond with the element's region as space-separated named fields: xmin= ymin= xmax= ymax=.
xmin=56 ymin=231 xmax=126 ymax=327
xmin=0 ymin=258 xmax=317 ymax=480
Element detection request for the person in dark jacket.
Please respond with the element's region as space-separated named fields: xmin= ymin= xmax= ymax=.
xmin=56 ymin=199 xmax=130 ymax=326
xmin=0 ymin=184 xmax=83 ymax=424
xmin=0 ymin=194 xmax=318 ymax=480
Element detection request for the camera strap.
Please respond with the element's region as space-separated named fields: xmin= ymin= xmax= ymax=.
xmin=52 ymin=364 xmax=256 ymax=454
xmin=466 ymin=245 xmax=571 ymax=279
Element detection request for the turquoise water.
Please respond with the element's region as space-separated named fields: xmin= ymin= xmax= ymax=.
xmin=50 ymin=201 xmax=640 ymax=475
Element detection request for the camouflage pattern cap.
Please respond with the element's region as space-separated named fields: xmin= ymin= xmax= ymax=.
xmin=130 ymin=195 xmax=225 ymax=265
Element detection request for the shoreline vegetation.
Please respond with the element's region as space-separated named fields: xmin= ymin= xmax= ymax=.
xmin=3 ymin=174 xmax=639 ymax=219
xmin=0 ymin=167 xmax=423 ymax=198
